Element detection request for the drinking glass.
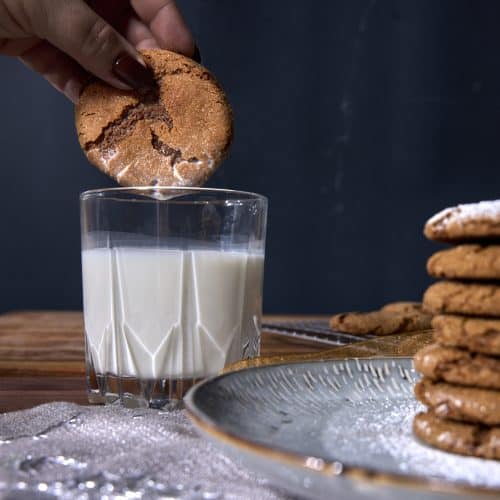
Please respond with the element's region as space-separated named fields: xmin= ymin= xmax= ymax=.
xmin=80 ymin=187 xmax=267 ymax=408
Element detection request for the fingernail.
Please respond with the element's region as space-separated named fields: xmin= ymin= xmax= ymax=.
xmin=192 ymin=44 xmax=202 ymax=64
xmin=113 ymin=53 xmax=155 ymax=89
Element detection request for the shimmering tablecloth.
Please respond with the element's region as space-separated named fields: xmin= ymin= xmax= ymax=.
xmin=0 ymin=402 xmax=288 ymax=499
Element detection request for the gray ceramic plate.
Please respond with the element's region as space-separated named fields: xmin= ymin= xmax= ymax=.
xmin=185 ymin=357 xmax=500 ymax=500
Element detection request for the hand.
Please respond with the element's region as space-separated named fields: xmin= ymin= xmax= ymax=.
xmin=0 ymin=0 xmax=196 ymax=102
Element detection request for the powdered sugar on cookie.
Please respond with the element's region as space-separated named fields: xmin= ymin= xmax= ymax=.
xmin=424 ymin=199 xmax=500 ymax=242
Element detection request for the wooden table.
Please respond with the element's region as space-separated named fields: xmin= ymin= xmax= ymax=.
xmin=0 ymin=311 xmax=329 ymax=412
xmin=0 ymin=311 xmax=431 ymax=413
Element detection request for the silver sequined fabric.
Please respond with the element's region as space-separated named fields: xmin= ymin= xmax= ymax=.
xmin=0 ymin=402 xmax=289 ymax=499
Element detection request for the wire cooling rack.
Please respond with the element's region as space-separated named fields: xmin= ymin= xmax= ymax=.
xmin=261 ymin=319 xmax=374 ymax=346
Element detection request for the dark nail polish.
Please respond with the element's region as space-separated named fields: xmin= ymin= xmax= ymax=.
xmin=113 ymin=53 xmax=155 ymax=89
xmin=192 ymin=44 xmax=202 ymax=64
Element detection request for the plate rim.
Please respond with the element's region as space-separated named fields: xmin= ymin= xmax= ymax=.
xmin=184 ymin=356 xmax=500 ymax=497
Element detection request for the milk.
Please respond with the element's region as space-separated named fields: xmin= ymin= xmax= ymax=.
xmin=82 ymin=248 xmax=264 ymax=379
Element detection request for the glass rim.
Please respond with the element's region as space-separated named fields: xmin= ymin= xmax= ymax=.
xmin=80 ymin=186 xmax=267 ymax=204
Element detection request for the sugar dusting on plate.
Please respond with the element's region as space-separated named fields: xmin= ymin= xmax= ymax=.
xmin=322 ymin=396 xmax=500 ymax=490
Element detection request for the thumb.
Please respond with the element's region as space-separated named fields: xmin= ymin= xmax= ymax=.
xmin=36 ymin=0 xmax=154 ymax=90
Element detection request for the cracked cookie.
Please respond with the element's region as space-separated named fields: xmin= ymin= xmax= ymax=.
xmin=424 ymin=199 xmax=500 ymax=242
xmin=75 ymin=49 xmax=232 ymax=187
xmin=414 ymin=378 xmax=500 ymax=425
xmin=414 ymin=343 xmax=500 ymax=389
xmin=423 ymin=281 xmax=500 ymax=317
xmin=432 ymin=314 xmax=500 ymax=355
xmin=427 ymin=244 xmax=500 ymax=280
xmin=329 ymin=302 xmax=432 ymax=335
xmin=413 ymin=411 xmax=500 ymax=459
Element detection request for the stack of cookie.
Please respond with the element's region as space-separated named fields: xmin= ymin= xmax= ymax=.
xmin=413 ymin=199 xmax=500 ymax=460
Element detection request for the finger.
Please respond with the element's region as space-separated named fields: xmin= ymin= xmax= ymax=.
xmin=130 ymin=0 xmax=194 ymax=55
xmin=19 ymin=41 xmax=89 ymax=103
xmin=0 ymin=37 xmax=39 ymax=56
xmin=35 ymin=0 xmax=154 ymax=90
xmin=123 ymin=16 xmax=160 ymax=50
xmin=86 ymin=0 xmax=131 ymax=21
xmin=85 ymin=1 xmax=159 ymax=50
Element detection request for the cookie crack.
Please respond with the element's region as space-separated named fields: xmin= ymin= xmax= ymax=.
xmin=151 ymin=131 xmax=182 ymax=166
xmin=440 ymin=287 xmax=471 ymax=309
xmin=396 ymin=316 xmax=412 ymax=332
xmin=84 ymin=88 xmax=173 ymax=156
xmin=435 ymin=355 xmax=471 ymax=375
xmin=150 ymin=131 xmax=200 ymax=167
xmin=433 ymin=210 xmax=456 ymax=231
xmin=470 ymin=425 xmax=491 ymax=449
xmin=478 ymin=287 xmax=500 ymax=300
xmin=155 ymin=66 xmax=213 ymax=82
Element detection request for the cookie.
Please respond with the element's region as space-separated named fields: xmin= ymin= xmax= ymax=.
xmin=76 ymin=49 xmax=233 ymax=187
xmin=432 ymin=314 xmax=500 ymax=355
xmin=414 ymin=378 xmax=500 ymax=426
xmin=413 ymin=411 xmax=500 ymax=460
xmin=380 ymin=302 xmax=424 ymax=314
xmin=424 ymin=199 xmax=500 ymax=242
xmin=414 ymin=343 xmax=500 ymax=389
xmin=427 ymin=244 xmax=500 ymax=280
xmin=330 ymin=304 xmax=432 ymax=336
xmin=423 ymin=281 xmax=500 ymax=317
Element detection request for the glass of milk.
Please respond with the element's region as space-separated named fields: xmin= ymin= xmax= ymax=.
xmin=80 ymin=187 xmax=267 ymax=408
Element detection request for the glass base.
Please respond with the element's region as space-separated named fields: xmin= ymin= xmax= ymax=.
xmin=86 ymin=369 xmax=202 ymax=409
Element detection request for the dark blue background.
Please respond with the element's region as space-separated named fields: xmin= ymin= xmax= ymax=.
xmin=0 ymin=0 xmax=498 ymax=314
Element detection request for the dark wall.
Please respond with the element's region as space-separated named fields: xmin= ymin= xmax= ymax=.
xmin=0 ymin=0 xmax=499 ymax=314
